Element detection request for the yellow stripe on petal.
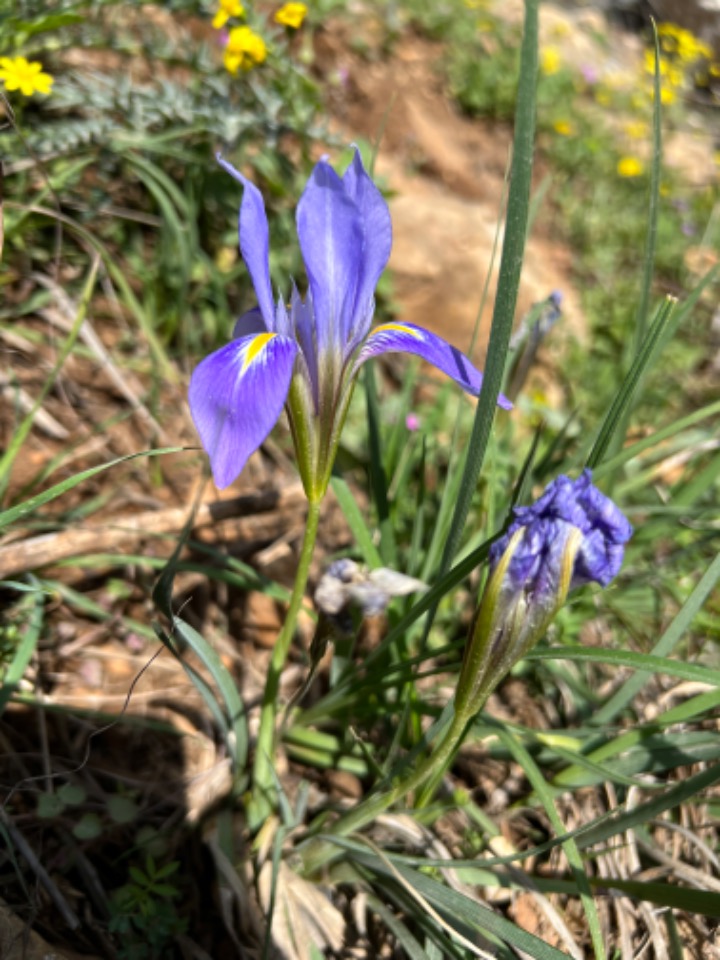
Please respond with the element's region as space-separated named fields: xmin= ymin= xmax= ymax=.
xmin=369 ymin=323 xmax=423 ymax=339
xmin=241 ymin=332 xmax=276 ymax=373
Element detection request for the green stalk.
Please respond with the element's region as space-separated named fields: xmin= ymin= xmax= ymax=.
xmin=300 ymin=707 xmax=471 ymax=876
xmin=248 ymin=497 xmax=322 ymax=830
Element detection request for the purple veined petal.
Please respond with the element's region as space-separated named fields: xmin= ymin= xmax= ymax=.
xmin=189 ymin=332 xmax=298 ymax=489
xmin=233 ymin=307 xmax=267 ymax=339
xmin=342 ymin=148 xmax=392 ymax=342
xmin=296 ymin=159 xmax=363 ymax=353
xmin=217 ymin=155 xmax=276 ymax=330
xmin=356 ymin=322 xmax=513 ymax=410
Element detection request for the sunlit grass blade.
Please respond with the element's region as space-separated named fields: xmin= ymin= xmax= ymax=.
xmin=633 ymin=20 xmax=662 ymax=352
xmin=592 ymin=397 xmax=720 ymax=480
xmin=0 ymin=447 xmax=184 ymax=531
xmin=586 ymin=295 xmax=677 ymax=470
xmin=575 ymin=761 xmax=720 ymax=851
xmin=528 ymin=646 xmax=720 ymax=687
xmin=8 ymin=202 xmax=175 ymax=380
xmin=0 ymin=256 xmax=99 ymax=500
xmin=153 ymin=515 xmax=249 ymax=775
xmin=329 ymin=476 xmax=382 ymax=568
xmin=0 ymin=578 xmax=44 ymax=715
xmin=592 ymin=551 xmax=720 ymax=725
xmin=490 ymin=721 xmax=606 ymax=960
xmin=333 ymin=839 xmax=572 ymax=960
xmin=438 ymin=0 xmax=538 ymax=572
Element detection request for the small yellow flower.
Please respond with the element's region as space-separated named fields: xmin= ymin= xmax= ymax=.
xmin=553 ymin=119 xmax=574 ymax=136
xmin=274 ymin=2 xmax=308 ymax=29
xmin=0 ymin=56 xmax=53 ymax=96
xmin=212 ymin=0 xmax=244 ymax=29
xmin=667 ymin=65 xmax=684 ymax=88
xmin=659 ymin=86 xmax=676 ymax=104
xmin=224 ymin=25 xmax=267 ymax=73
xmin=617 ymin=156 xmax=644 ymax=178
xmin=541 ymin=47 xmax=561 ymax=76
xmin=595 ymin=88 xmax=611 ymax=106
xmin=624 ymin=120 xmax=649 ymax=139
xmin=710 ymin=63 xmax=720 ymax=78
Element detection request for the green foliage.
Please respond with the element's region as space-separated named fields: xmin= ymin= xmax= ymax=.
xmin=109 ymin=856 xmax=187 ymax=959
xmin=3 ymin=0 xmax=720 ymax=956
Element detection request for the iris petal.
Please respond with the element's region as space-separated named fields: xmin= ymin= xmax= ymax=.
xmin=357 ymin=322 xmax=513 ymax=410
xmin=189 ymin=333 xmax=298 ymax=488
xmin=342 ymin=149 xmax=392 ymax=343
xmin=296 ymin=159 xmax=363 ymax=352
xmin=217 ymin=155 xmax=276 ymax=330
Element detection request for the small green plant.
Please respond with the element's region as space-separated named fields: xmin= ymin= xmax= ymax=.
xmin=109 ymin=856 xmax=187 ymax=959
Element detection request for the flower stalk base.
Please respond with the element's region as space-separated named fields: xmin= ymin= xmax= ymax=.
xmin=248 ymin=497 xmax=322 ymax=831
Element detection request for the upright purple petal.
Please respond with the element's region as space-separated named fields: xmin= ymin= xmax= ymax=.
xmin=296 ymin=159 xmax=363 ymax=352
xmin=218 ymin=155 xmax=276 ymax=330
xmin=342 ymin=149 xmax=392 ymax=342
xmin=356 ymin=322 xmax=513 ymax=410
xmin=189 ymin=333 xmax=298 ymax=488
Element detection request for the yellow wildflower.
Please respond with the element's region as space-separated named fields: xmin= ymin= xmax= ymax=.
xmin=274 ymin=2 xmax=308 ymax=29
xmin=212 ymin=0 xmax=244 ymax=29
xmin=552 ymin=119 xmax=574 ymax=136
xmin=659 ymin=86 xmax=676 ymax=104
xmin=644 ymin=50 xmax=668 ymax=76
xmin=667 ymin=65 xmax=684 ymax=88
xmin=541 ymin=48 xmax=561 ymax=75
xmin=624 ymin=120 xmax=649 ymax=139
xmin=224 ymin=26 xmax=267 ymax=73
xmin=617 ymin=156 xmax=644 ymax=178
xmin=710 ymin=64 xmax=720 ymax=78
xmin=595 ymin=88 xmax=611 ymax=106
xmin=0 ymin=56 xmax=53 ymax=96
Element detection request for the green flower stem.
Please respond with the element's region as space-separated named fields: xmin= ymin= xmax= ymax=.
xmin=248 ymin=497 xmax=322 ymax=831
xmin=300 ymin=705 xmax=474 ymax=876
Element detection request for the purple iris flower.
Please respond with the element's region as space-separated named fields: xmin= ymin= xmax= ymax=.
xmin=189 ymin=149 xmax=511 ymax=495
xmin=455 ymin=471 xmax=632 ymax=718
xmin=489 ymin=469 xmax=633 ymax=601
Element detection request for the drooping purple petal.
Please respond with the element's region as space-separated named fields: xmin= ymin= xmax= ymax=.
xmin=356 ymin=322 xmax=513 ymax=410
xmin=296 ymin=159 xmax=363 ymax=352
xmin=189 ymin=332 xmax=298 ymax=488
xmin=488 ymin=470 xmax=633 ymax=596
xmin=218 ymin=155 xmax=275 ymax=330
xmin=342 ymin=149 xmax=392 ymax=343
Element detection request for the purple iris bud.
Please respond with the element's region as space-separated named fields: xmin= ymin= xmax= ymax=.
xmin=188 ymin=149 xmax=512 ymax=496
xmin=455 ymin=471 xmax=632 ymax=720
xmin=489 ymin=469 xmax=633 ymax=598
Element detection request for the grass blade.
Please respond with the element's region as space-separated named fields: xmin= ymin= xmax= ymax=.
xmin=592 ymin=551 xmax=720 ymax=724
xmin=586 ymin=295 xmax=677 ymax=470
xmin=0 ymin=447 xmax=184 ymax=531
xmin=439 ymin=0 xmax=539 ymax=570
xmin=0 ymin=256 xmax=99 ymax=499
